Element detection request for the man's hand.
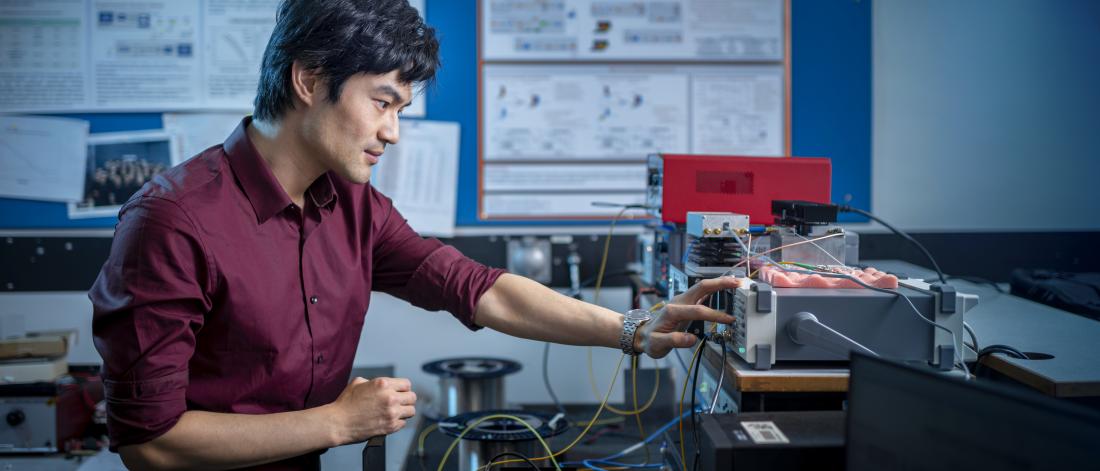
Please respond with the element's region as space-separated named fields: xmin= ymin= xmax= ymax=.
xmin=328 ymin=377 xmax=417 ymax=446
xmin=635 ymin=276 xmax=742 ymax=358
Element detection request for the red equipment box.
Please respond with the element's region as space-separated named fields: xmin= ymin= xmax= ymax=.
xmin=647 ymin=154 xmax=832 ymax=225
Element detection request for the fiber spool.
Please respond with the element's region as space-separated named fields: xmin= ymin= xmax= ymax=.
xmin=439 ymin=409 xmax=569 ymax=471
xmin=422 ymin=357 xmax=522 ymax=418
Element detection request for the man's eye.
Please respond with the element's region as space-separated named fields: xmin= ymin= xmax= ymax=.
xmin=376 ymin=100 xmax=390 ymax=109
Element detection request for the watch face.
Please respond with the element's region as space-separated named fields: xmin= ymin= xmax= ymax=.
xmin=625 ymin=308 xmax=652 ymax=322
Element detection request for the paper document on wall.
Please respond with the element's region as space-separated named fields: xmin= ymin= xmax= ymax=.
xmin=0 ymin=0 xmax=430 ymax=114
xmin=89 ymin=0 xmax=203 ymax=109
xmin=482 ymin=193 xmax=646 ymax=218
xmin=370 ymin=120 xmax=459 ymax=237
xmin=201 ymin=0 xmax=280 ymax=107
xmin=691 ymin=68 xmax=784 ymax=156
xmin=484 ymin=64 xmax=690 ymax=160
xmin=0 ymin=0 xmax=89 ymax=111
xmin=483 ymin=163 xmax=645 ymax=191
xmin=0 ymin=116 xmax=90 ymax=202
xmin=69 ymin=130 xmax=178 ymax=219
xmin=480 ymin=0 xmax=783 ymax=62
xmin=163 ymin=112 xmax=247 ymax=161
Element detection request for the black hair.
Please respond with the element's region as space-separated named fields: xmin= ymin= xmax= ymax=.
xmin=253 ymin=0 xmax=439 ymax=122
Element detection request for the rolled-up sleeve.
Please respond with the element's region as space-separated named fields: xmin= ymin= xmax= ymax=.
xmin=89 ymin=196 xmax=212 ymax=451
xmin=369 ymin=189 xmax=505 ymax=330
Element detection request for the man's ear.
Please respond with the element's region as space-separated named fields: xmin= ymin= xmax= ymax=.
xmin=290 ymin=60 xmax=323 ymax=107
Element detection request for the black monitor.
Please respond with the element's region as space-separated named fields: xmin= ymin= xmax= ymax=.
xmin=847 ymin=353 xmax=1100 ymax=471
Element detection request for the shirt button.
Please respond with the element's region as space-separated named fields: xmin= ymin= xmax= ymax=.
xmin=310 ymin=296 xmax=319 ymax=304
xmin=316 ymin=354 xmax=324 ymax=364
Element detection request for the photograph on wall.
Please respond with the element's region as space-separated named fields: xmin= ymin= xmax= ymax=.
xmin=68 ymin=130 xmax=178 ymax=219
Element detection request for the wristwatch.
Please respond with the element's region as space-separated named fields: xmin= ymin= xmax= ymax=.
xmin=620 ymin=309 xmax=652 ymax=355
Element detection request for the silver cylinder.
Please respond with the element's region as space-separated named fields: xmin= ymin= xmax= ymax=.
xmin=439 ymin=410 xmax=569 ymax=471
xmin=422 ymin=357 xmax=522 ymax=418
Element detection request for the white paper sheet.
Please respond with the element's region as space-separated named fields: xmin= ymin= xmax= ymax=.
xmin=484 ymin=64 xmax=689 ymax=160
xmin=483 ymin=163 xmax=645 ymax=191
xmin=0 ymin=0 xmax=429 ymax=115
xmin=369 ymin=120 xmax=459 ymax=237
xmin=201 ymin=0 xmax=279 ymax=108
xmin=89 ymin=0 xmax=203 ymax=109
xmin=691 ymin=67 xmax=784 ymax=156
xmin=68 ymin=130 xmax=178 ymax=219
xmin=482 ymin=192 xmax=646 ymax=218
xmin=481 ymin=0 xmax=783 ymax=61
xmin=479 ymin=64 xmax=785 ymax=218
xmin=0 ymin=116 xmax=89 ymax=202
xmin=163 ymin=112 xmax=246 ymax=161
xmin=0 ymin=0 xmax=89 ymax=112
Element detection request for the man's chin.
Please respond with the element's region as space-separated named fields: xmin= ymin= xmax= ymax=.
xmin=336 ymin=166 xmax=372 ymax=185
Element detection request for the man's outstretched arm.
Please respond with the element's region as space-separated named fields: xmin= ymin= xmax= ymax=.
xmin=473 ymin=273 xmax=740 ymax=358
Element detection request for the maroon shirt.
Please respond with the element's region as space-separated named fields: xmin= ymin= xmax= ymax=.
xmin=89 ymin=118 xmax=504 ymax=469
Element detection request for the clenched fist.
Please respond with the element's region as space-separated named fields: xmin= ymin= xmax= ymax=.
xmin=329 ymin=377 xmax=417 ymax=445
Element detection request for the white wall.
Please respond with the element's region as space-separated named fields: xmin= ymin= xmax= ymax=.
xmin=873 ymin=0 xmax=1100 ymax=231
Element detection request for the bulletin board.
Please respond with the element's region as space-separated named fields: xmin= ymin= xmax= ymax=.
xmin=477 ymin=0 xmax=791 ymax=221
xmin=0 ymin=0 xmax=870 ymax=230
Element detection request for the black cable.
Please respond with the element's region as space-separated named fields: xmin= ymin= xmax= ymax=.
xmin=542 ymin=342 xmax=567 ymax=416
xmin=690 ymin=338 xmax=706 ymax=471
xmin=978 ymin=344 xmax=1029 ymax=360
xmin=486 ymin=451 xmax=542 ymax=471
xmin=838 ymin=205 xmax=947 ymax=284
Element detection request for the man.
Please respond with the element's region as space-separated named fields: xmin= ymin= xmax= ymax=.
xmin=90 ymin=0 xmax=738 ymax=469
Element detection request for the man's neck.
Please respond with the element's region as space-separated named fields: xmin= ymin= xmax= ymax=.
xmin=247 ymin=117 xmax=324 ymax=208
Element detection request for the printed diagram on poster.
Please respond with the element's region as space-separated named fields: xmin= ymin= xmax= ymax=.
xmin=481 ymin=0 xmax=783 ymax=61
xmin=0 ymin=0 xmax=426 ymax=116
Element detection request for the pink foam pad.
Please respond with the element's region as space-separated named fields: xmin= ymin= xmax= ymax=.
xmin=759 ymin=265 xmax=899 ymax=289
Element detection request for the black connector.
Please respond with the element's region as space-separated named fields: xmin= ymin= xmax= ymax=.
xmin=772 ymin=200 xmax=839 ymax=235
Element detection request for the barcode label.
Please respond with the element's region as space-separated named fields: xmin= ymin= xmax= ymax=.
xmin=740 ymin=421 xmax=789 ymax=444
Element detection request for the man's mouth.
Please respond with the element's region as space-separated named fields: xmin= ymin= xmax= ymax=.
xmin=364 ymin=150 xmax=382 ymax=164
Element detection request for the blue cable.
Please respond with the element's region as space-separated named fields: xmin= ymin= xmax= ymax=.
xmin=562 ymin=408 xmax=699 ymax=468
xmin=582 ymin=459 xmax=664 ymax=470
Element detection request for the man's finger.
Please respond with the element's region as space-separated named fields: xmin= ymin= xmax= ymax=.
xmin=665 ymin=303 xmax=732 ymax=325
xmin=389 ymin=378 xmax=413 ymax=391
xmin=682 ymin=276 xmax=741 ymax=304
xmin=397 ymin=391 xmax=418 ymax=405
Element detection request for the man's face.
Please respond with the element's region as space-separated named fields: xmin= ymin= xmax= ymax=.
xmin=300 ymin=70 xmax=412 ymax=184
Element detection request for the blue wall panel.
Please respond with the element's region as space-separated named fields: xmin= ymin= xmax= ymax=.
xmin=0 ymin=0 xmax=872 ymax=229
xmin=791 ymin=0 xmax=871 ymax=222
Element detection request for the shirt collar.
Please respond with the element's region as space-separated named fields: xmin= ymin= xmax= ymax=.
xmin=224 ymin=117 xmax=337 ymax=223
xmin=308 ymin=172 xmax=337 ymax=212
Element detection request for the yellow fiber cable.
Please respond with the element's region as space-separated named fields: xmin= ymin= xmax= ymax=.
xmin=679 ymin=341 xmax=704 ymax=471
xmin=416 ymin=422 xmax=440 ymax=456
xmin=480 ymin=354 xmax=627 ymax=470
xmin=437 ymin=414 xmax=561 ymax=471
xmin=587 ymin=350 xmax=662 ymax=415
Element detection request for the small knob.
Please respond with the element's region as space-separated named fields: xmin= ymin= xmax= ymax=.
xmin=7 ymin=409 xmax=25 ymax=427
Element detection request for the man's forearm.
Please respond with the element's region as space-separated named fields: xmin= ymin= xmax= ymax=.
xmin=120 ymin=404 xmax=343 ymax=470
xmin=474 ymin=273 xmax=623 ymax=349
